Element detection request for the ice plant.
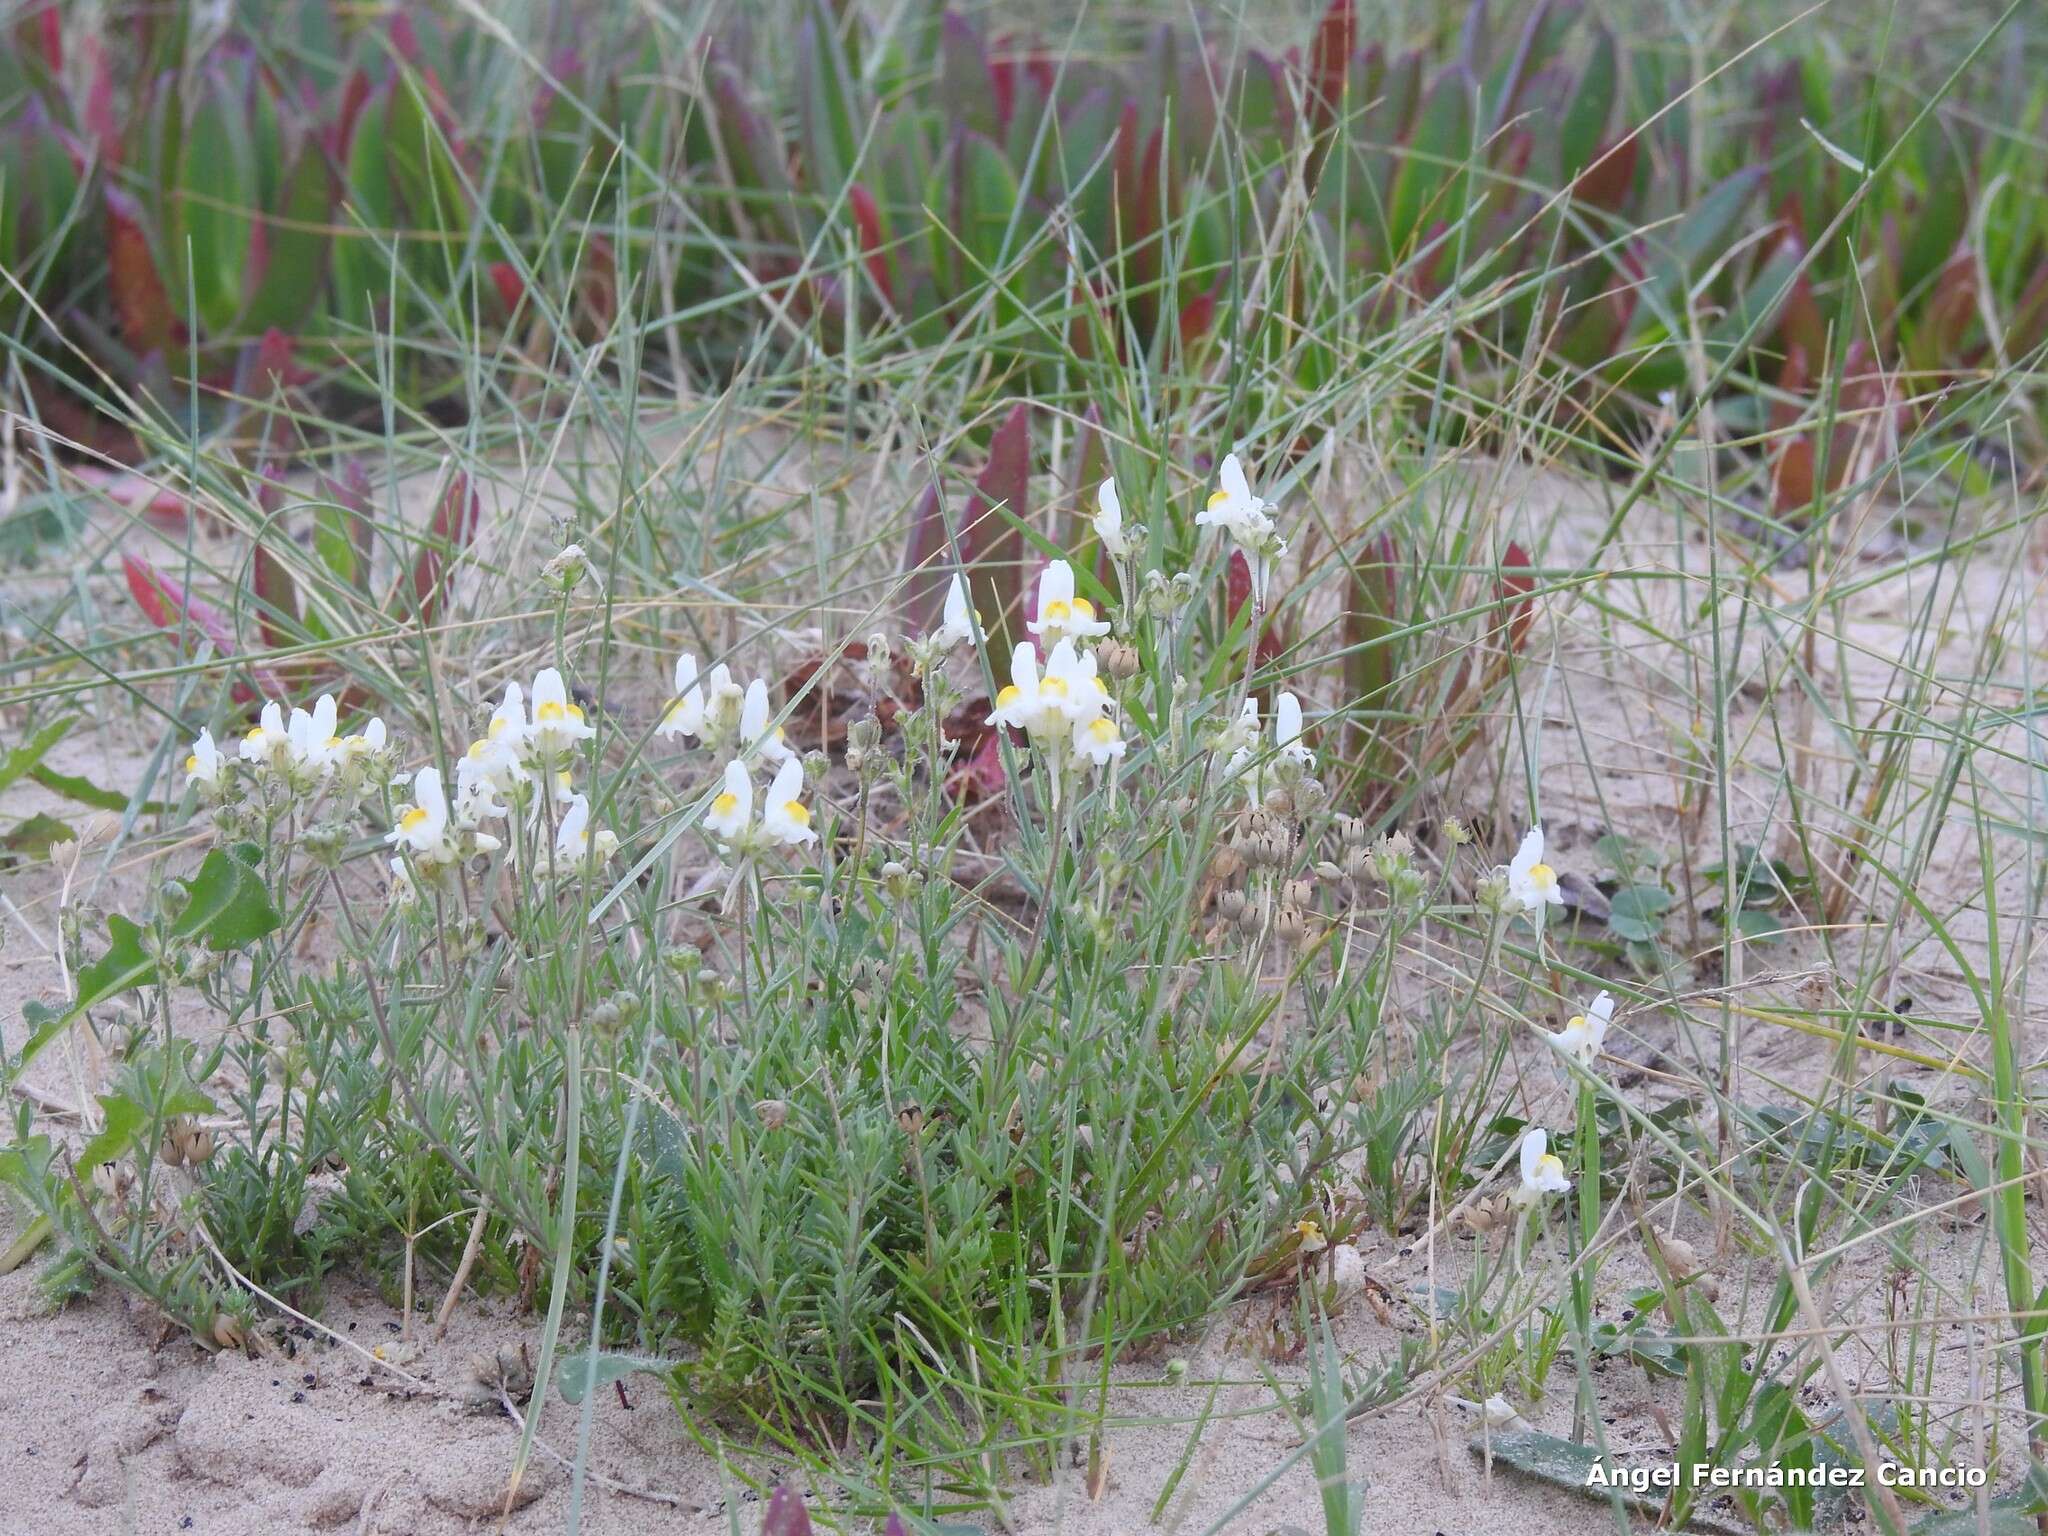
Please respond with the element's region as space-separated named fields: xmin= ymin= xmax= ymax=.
xmin=185 ymin=728 xmax=225 ymax=790
xmin=1549 ymin=991 xmax=1614 ymax=1069
xmin=528 ymin=667 xmax=595 ymax=759
xmin=759 ymin=758 xmax=818 ymax=847
xmin=1026 ymin=559 xmax=1110 ymax=648
xmin=1513 ymin=1127 xmax=1572 ymax=1205
xmin=1195 ymin=453 xmax=1286 ymax=604
xmin=1505 ymin=825 xmax=1564 ymax=920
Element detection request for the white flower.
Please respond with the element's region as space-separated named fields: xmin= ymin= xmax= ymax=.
xmin=700 ymin=664 xmax=745 ymax=746
xmin=455 ymin=736 xmax=516 ymax=819
xmin=1274 ymin=691 xmax=1315 ymax=771
xmin=240 ymin=701 xmax=292 ymax=769
xmin=529 ymin=667 xmax=595 ymax=759
xmin=554 ymin=792 xmax=617 ymax=865
xmin=486 ymin=682 xmax=530 ymax=757
xmin=991 ymin=642 xmax=1049 ymax=735
xmin=1070 ymin=714 xmax=1125 ymax=769
xmin=1548 ymin=991 xmax=1613 ymax=1069
xmin=1196 ymin=453 xmax=1287 ymax=603
xmin=1481 ymin=1395 xmax=1532 ymax=1432
xmin=738 ymin=678 xmax=791 ymax=764
xmin=287 ymin=694 xmax=342 ymax=777
xmin=1505 ymin=825 xmax=1564 ymax=917
xmin=185 ymin=728 xmax=225 ymax=789
xmin=1514 ymin=1127 xmax=1571 ymax=1206
xmin=1026 ymin=560 xmax=1110 ymax=647
xmin=1196 ymin=453 xmax=1275 ymax=542
xmin=759 ymin=757 xmax=817 ymax=847
xmin=930 ymin=573 xmax=981 ymax=651
xmin=1094 ymin=478 xmax=1130 ymax=560
xmin=388 ymin=766 xmax=455 ymax=866
xmin=656 ymin=654 xmax=705 ymax=741
xmin=703 ymin=758 xmax=753 ymax=844
xmin=1040 ymin=638 xmax=1107 ymax=721
xmin=333 ymin=717 xmax=387 ymax=777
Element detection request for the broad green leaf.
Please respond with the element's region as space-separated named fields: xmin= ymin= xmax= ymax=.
xmin=27 ymin=764 xmax=170 ymax=815
xmin=10 ymin=850 xmax=278 ymax=1081
xmin=2 ymin=811 xmax=76 ymax=860
xmin=556 ymin=1351 xmax=678 ymax=1404
xmin=0 ymin=714 xmax=76 ymax=796
xmin=1607 ymin=884 xmax=1673 ymax=942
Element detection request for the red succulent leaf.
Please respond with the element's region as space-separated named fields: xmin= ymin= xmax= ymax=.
xmin=1497 ymin=541 xmax=1534 ymax=652
xmin=75 ymin=465 xmax=201 ymax=529
xmin=847 ymin=182 xmax=894 ymax=307
xmin=106 ymin=189 xmax=177 ymax=357
xmin=1178 ymin=285 xmax=1218 ymax=350
xmin=390 ymin=12 xmax=422 ymax=64
xmin=1304 ymin=0 xmax=1355 ymax=189
xmin=81 ymin=36 xmax=117 ymax=163
xmin=1572 ymin=134 xmax=1636 ymax=211
xmin=883 ymin=1517 xmax=912 ymax=1536
xmin=899 ymin=481 xmax=950 ymax=634
xmin=123 ymin=554 xmax=274 ymax=701
xmin=760 ymin=1484 xmax=813 ymax=1536
xmin=408 ymin=471 xmax=481 ymax=627
xmin=489 ymin=261 xmax=525 ymax=315
xmin=330 ymin=66 xmax=372 ymax=160
xmin=34 ymin=3 xmax=60 ymax=72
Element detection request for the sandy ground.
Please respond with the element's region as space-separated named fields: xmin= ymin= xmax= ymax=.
xmin=5 ymin=426 xmax=2048 ymax=1532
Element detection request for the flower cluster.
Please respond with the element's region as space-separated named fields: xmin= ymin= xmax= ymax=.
xmin=656 ymin=653 xmax=816 ymax=862
xmin=991 ymin=558 xmax=1127 ymax=785
xmin=224 ymin=693 xmax=390 ymax=797
xmin=655 ymin=655 xmax=790 ymax=764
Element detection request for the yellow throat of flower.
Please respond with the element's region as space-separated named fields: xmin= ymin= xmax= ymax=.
xmin=1207 ymin=489 xmax=1230 ymax=510
xmin=1087 ymin=718 xmax=1116 ymax=743
xmin=1536 ymin=1153 xmax=1563 ymax=1180
xmin=1040 ymin=677 xmax=1070 ymax=700
xmin=711 ymin=792 xmax=738 ymax=817
xmin=1071 ymin=597 xmax=1096 ymax=621
xmin=1042 ymin=599 xmax=1070 ymax=624
xmin=995 ymin=684 xmax=1021 ymax=708
xmin=782 ymin=800 xmax=810 ymax=826
xmin=185 ymin=754 xmax=200 ymax=772
xmin=536 ymin=701 xmax=565 ymax=723
xmin=1528 ymin=860 xmax=1556 ymax=890
xmin=400 ymin=806 xmax=429 ymax=831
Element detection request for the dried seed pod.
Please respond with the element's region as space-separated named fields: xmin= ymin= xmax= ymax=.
xmin=182 ymin=1126 xmax=216 ymax=1165
xmin=1653 ymin=1228 xmax=1702 ymax=1280
xmin=1274 ymin=903 xmax=1307 ymax=944
xmin=212 ymin=1313 xmax=247 ymax=1352
xmin=897 ymin=1105 xmax=926 ymax=1136
xmin=1314 ymin=861 xmax=1343 ymax=883
xmin=1216 ymin=889 xmax=1249 ymax=924
xmin=1209 ymin=846 xmax=1246 ymax=883
xmin=1262 ymin=784 xmax=1296 ymax=818
xmin=1098 ymin=639 xmax=1140 ymax=679
xmin=1282 ymin=878 xmax=1314 ymax=911
xmin=1343 ymin=846 xmax=1372 ymax=882
xmin=1232 ymin=893 xmax=1264 ymax=936
xmin=753 ymin=1098 xmax=790 ymax=1131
